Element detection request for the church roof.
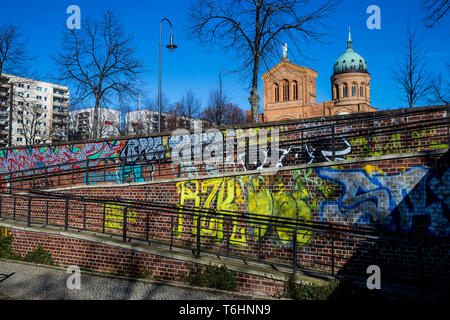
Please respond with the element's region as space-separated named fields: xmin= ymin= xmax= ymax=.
xmin=262 ymin=59 xmax=317 ymax=82
xmin=333 ymin=28 xmax=369 ymax=76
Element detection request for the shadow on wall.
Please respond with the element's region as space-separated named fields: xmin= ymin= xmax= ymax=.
xmin=330 ymin=150 xmax=450 ymax=300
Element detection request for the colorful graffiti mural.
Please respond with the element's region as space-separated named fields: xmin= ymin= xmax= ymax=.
xmin=317 ymin=165 xmax=450 ymax=236
xmin=0 ymin=142 xmax=124 ymax=175
xmin=175 ymin=174 xmax=315 ymax=248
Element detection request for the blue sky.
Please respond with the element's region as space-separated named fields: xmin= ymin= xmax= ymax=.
xmin=1 ymin=0 xmax=449 ymax=113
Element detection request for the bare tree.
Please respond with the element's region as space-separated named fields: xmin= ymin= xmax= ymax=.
xmin=422 ymin=0 xmax=449 ymax=28
xmin=393 ymin=24 xmax=431 ymax=108
xmin=174 ymin=89 xmax=202 ymax=119
xmin=200 ymin=73 xmax=245 ymax=126
xmin=428 ymin=69 xmax=449 ymax=105
xmin=189 ymin=0 xmax=340 ymax=123
xmin=54 ymin=11 xmax=144 ymax=140
xmin=0 ymin=25 xmax=31 ymax=76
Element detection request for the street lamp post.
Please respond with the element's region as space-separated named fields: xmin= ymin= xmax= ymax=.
xmin=158 ymin=18 xmax=178 ymax=133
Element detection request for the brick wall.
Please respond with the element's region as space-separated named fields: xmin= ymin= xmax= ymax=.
xmin=0 ymin=105 xmax=449 ymax=294
xmin=7 ymin=227 xmax=286 ymax=297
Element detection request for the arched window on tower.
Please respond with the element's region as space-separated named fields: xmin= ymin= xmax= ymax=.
xmin=352 ymin=85 xmax=356 ymax=97
xmin=335 ymin=85 xmax=340 ymax=100
xmin=274 ymin=84 xmax=280 ymax=102
xmin=282 ymin=80 xmax=289 ymax=101
xmin=360 ymin=84 xmax=365 ymax=97
xmin=343 ymin=84 xmax=348 ymax=98
xmin=292 ymin=81 xmax=298 ymax=100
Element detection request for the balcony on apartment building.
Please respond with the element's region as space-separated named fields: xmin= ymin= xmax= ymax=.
xmin=53 ymin=106 xmax=69 ymax=117
xmin=53 ymin=88 xmax=69 ymax=99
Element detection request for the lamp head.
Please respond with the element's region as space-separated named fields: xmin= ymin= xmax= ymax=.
xmin=166 ymin=35 xmax=178 ymax=52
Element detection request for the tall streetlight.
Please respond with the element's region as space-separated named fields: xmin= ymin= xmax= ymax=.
xmin=158 ymin=18 xmax=178 ymax=133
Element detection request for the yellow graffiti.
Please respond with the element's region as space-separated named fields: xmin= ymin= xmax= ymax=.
xmin=364 ymin=165 xmax=385 ymax=176
xmin=0 ymin=227 xmax=11 ymax=238
xmin=245 ymin=175 xmax=314 ymax=247
xmin=104 ymin=203 xmax=137 ymax=231
xmin=176 ymin=173 xmax=316 ymax=248
xmin=349 ymin=126 xmax=448 ymax=159
xmin=176 ymin=178 xmax=247 ymax=247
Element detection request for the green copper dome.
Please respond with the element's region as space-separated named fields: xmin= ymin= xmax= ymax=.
xmin=333 ymin=28 xmax=368 ymax=75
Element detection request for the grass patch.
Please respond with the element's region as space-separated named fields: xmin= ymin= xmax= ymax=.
xmin=284 ymin=276 xmax=340 ymax=300
xmin=182 ymin=265 xmax=237 ymax=292
xmin=23 ymin=246 xmax=55 ymax=266
xmin=0 ymin=234 xmax=22 ymax=261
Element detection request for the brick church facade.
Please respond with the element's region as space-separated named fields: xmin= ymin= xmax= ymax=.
xmin=256 ymin=29 xmax=378 ymax=122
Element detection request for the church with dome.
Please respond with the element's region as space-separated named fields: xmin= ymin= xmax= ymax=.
xmin=259 ymin=28 xmax=377 ymax=122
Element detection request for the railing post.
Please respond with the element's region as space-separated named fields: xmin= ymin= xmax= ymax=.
xmin=146 ymin=211 xmax=150 ymax=242
xmin=123 ymin=206 xmax=128 ymax=242
xmin=13 ymin=197 xmax=16 ymax=220
xmin=196 ymin=214 xmax=201 ymax=258
xmin=257 ymin=225 xmax=261 ymax=262
xmin=226 ymin=218 xmax=230 ymax=257
xmin=102 ymin=205 xmax=106 ymax=233
xmin=46 ymin=200 xmax=49 ymax=225
xmin=83 ymin=204 xmax=87 ymax=230
xmin=121 ymin=158 xmax=126 ymax=184
xmin=86 ymin=160 xmax=90 ymax=186
xmin=45 ymin=167 xmax=48 ymax=188
xmin=9 ymin=175 xmax=12 ymax=194
xmin=170 ymin=215 xmax=173 ymax=250
xmin=32 ymin=168 xmax=35 ymax=189
xmin=64 ymin=199 xmax=69 ymax=230
xmin=27 ymin=198 xmax=32 ymax=227
xmin=332 ymin=124 xmax=336 ymax=161
xmin=330 ymin=223 xmax=335 ymax=277
xmin=0 ymin=196 xmax=2 ymax=218
xmin=292 ymin=229 xmax=297 ymax=275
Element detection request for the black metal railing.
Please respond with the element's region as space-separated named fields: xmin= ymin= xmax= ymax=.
xmin=0 ymin=105 xmax=448 ymax=192
xmin=0 ymin=187 xmax=446 ymax=285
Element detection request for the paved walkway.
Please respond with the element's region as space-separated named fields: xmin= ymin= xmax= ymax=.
xmin=0 ymin=260 xmax=247 ymax=300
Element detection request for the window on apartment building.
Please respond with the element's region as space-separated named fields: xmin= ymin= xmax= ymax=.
xmin=17 ymin=119 xmax=23 ymax=124
xmin=17 ymin=129 xmax=23 ymax=133
xmin=37 ymin=96 xmax=42 ymax=100
xmin=18 ymin=84 xmax=24 ymax=88
xmin=17 ymin=138 xmax=23 ymax=142
xmin=37 ymin=87 xmax=42 ymax=92
xmin=18 ymin=92 xmax=24 ymax=97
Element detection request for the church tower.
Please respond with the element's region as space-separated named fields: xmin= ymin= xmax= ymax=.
xmin=331 ymin=28 xmax=371 ymax=114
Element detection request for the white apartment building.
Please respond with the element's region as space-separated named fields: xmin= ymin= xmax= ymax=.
xmin=69 ymin=107 xmax=121 ymax=140
xmin=0 ymin=74 xmax=70 ymax=147
xmin=126 ymin=109 xmax=205 ymax=135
